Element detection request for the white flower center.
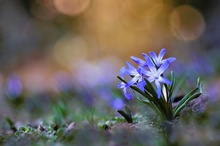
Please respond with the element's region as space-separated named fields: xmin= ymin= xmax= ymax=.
xmin=152 ymin=74 xmax=159 ymax=80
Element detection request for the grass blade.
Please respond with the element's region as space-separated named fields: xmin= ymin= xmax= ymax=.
xmin=116 ymin=110 xmax=133 ymax=123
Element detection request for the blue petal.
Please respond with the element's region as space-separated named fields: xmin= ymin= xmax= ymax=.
xmin=147 ymin=76 xmax=155 ymax=82
xmin=126 ymin=61 xmax=136 ymax=71
xmin=123 ymin=87 xmax=132 ymax=100
xmin=155 ymin=80 xmax=161 ymax=98
xmin=137 ymin=66 xmax=144 ymax=75
xmin=140 ymin=67 xmax=152 ymax=76
xmin=126 ymin=76 xmax=140 ymax=87
xmin=157 ymin=60 xmax=169 ymax=75
xmin=149 ymin=51 xmax=157 ymax=59
xmin=142 ymin=53 xmax=149 ymax=61
xmin=158 ymin=48 xmax=166 ymax=63
xmin=166 ymin=57 xmax=176 ymax=63
xmin=137 ymin=80 xmax=146 ymax=92
xmin=119 ymin=66 xmax=128 ymax=77
xmin=118 ymin=82 xmax=126 ymax=88
xmin=131 ymin=56 xmax=146 ymax=66
xmin=149 ymin=51 xmax=158 ymax=65
xmin=158 ymin=76 xmax=171 ymax=85
xmin=147 ymin=58 xmax=157 ymax=73
xmin=125 ymin=62 xmax=138 ymax=76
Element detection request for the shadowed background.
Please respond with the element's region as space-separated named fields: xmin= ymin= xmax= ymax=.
xmin=0 ymin=0 xmax=219 ymax=119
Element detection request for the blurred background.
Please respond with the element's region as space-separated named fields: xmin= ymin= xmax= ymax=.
xmin=0 ymin=0 xmax=220 ymax=122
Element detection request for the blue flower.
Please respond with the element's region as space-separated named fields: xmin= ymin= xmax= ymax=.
xmin=118 ymin=48 xmax=175 ymax=99
xmin=141 ymin=58 xmax=171 ymax=98
xmin=149 ymin=48 xmax=176 ymax=67
xmin=118 ymin=62 xmax=145 ymax=100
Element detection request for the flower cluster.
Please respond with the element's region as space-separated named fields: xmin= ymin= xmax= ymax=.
xmin=118 ymin=48 xmax=175 ymax=99
xmin=117 ymin=48 xmax=202 ymax=121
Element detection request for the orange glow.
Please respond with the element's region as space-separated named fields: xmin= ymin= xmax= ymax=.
xmin=31 ymin=0 xmax=58 ymax=20
xmin=53 ymin=0 xmax=91 ymax=16
xmin=53 ymin=35 xmax=88 ymax=67
xmin=121 ymin=0 xmax=163 ymax=31
xmin=126 ymin=0 xmax=163 ymax=19
xmin=78 ymin=0 xmax=167 ymax=55
xmin=86 ymin=0 xmax=124 ymax=23
xmin=169 ymin=5 xmax=206 ymax=41
xmin=16 ymin=60 xmax=57 ymax=94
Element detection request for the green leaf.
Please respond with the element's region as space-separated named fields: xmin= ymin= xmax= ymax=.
xmin=117 ymin=76 xmax=127 ymax=84
xmin=135 ymin=96 xmax=151 ymax=105
xmin=173 ymin=92 xmax=202 ymax=118
xmin=132 ymin=89 xmax=150 ymax=104
xmin=130 ymin=85 xmax=155 ymax=104
xmin=5 ymin=117 xmax=17 ymax=132
xmin=144 ymin=79 xmax=157 ymax=98
xmin=197 ymin=78 xmax=203 ymax=93
xmin=174 ymin=87 xmax=199 ymax=112
xmin=25 ymin=126 xmax=31 ymax=133
xmin=124 ymin=105 xmax=132 ymax=118
xmin=168 ymin=71 xmax=176 ymax=98
xmin=117 ymin=76 xmax=169 ymax=120
xmin=18 ymin=127 xmax=26 ymax=132
xmin=116 ymin=110 xmax=133 ymax=123
xmin=173 ymin=78 xmax=203 ymax=119
xmin=171 ymin=75 xmax=187 ymax=102
xmin=144 ymin=79 xmax=170 ymax=118
xmin=132 ymin=89 xmax=167 ymax=120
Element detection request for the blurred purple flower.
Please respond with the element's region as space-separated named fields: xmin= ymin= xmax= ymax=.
xmin=191 ymin=54 xmax=215 ymax=76
xmin=111 ymin=98 xmax=124 ymax=110
xmin=97 ymin=87 xmax=125 ymax=110
xmin=98 ymin=88 xmax=112 ymax=101
xmin=53 ymin=71 xmax=73 ymax=92
xmin=6 ymin=75 xmax=23 ymax=97
xmin=73 ymin=57 xmax=118 ymax=89
xmin=141 ymin=58 xmax=171 ymax=98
